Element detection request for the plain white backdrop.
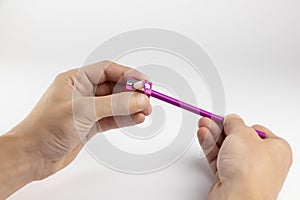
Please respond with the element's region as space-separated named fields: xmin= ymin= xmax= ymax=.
xmin=0 ymin=0 xmax=299 ymax=199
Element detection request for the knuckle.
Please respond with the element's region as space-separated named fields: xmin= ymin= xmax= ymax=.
xmin=111 ymin=95 xmax=122 ymax=115
xmin=198 ymin=117 xmax=207 ymax=127
xmin=272 ymin=138 xmax=293 ymax=167
xmin=280 ymin=139 xmax=293 ymax=166
xmin=251 ymin=124 xmax=260 ymax=128
xmin=223 ymin=115 xmax=233 ymax=127
xmin=225 ymin=114 xmax=240 ymax=120
xmin=101 ymin=60 xmax=112 ymax=64
xmin=55 ymin=69 xmax=77 ymax=82
xmin=100 ymin=60 xmax=113 ymax=67
xmin=55 ymin=72 xmax=67 ymax=80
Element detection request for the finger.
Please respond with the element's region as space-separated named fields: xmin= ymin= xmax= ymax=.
xmin=198 ymin=117 xmax=224 ymax=147
xmin=81 ymin=61 xmax=149 ymax=85
xmin=251 ymin=124 xmax=279 ymax=139
xmin=223 ymin=114 xmax=247 ymax=136
xmin=95 ymin=81 xmax=116 ymax=96
xmin=95 ymin=82 xmax=128 ymax=96
xmin=197 ymin=127 xmax=219 ymax=174
xmin=95 ymin=92 xmax=150 ymax=119
xmin=98 ymin=113 xmax=146 ymax=132
xmin=143 ymin=103 xmax=152 ymax=116
xmin=198 ymin=117 xmax=222 ymax=132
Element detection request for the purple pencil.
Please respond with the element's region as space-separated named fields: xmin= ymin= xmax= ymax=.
xmin=125 ymin=78 xmax=266 ymax=139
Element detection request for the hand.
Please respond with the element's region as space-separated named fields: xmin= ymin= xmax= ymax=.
xmin=8 ymin=61 xmax=152 ymax=180
xmin=197 ymin=114 xmax=292 ymax=200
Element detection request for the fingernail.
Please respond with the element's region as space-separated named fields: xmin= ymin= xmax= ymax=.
xmin=137 ymin=94 xmax=148 ymax=110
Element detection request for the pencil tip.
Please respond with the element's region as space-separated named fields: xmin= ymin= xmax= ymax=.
xmin=133 ymin=81 xmax=143 ymax=90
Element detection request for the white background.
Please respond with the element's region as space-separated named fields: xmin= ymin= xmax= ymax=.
xmin=0 ymin=0 xmax=299 ymax=199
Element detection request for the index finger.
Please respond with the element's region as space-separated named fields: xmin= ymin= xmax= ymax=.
xmin=81 ymin=61 xmax=149 ymax=85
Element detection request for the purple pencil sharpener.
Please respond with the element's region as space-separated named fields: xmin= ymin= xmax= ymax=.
xmin=125 ymin=78 xmax=153 ymax=97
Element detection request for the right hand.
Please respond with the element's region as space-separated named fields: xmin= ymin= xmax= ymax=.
xmin=197 ymin=114 xmax=293 ymax=200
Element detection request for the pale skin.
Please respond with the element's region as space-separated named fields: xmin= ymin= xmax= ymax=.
xmin=0 ymin=61 xmax=292 ymax=199
xmin=0 ymin=61 xmax=152 ymax=199
xmin=197 ymin=115 xmax=293 ymax=200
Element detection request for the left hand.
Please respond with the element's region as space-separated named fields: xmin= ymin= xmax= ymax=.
xmin=10 ymin=61 xmax=152 ymax=180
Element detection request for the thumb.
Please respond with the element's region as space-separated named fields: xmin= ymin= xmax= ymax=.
xmin=95 ymin=92 xmax=149 ymax=119
xmin=223 ymin=114 xmax=246 ymax=136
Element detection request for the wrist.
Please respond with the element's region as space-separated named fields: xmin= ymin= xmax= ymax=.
xmin=0 ymin=132 xmax=43 ymax=199
xmin=3 ymin=129 xmax=44 ymax=180
xmin=221 ymin=178 xmax=276 ymax=200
